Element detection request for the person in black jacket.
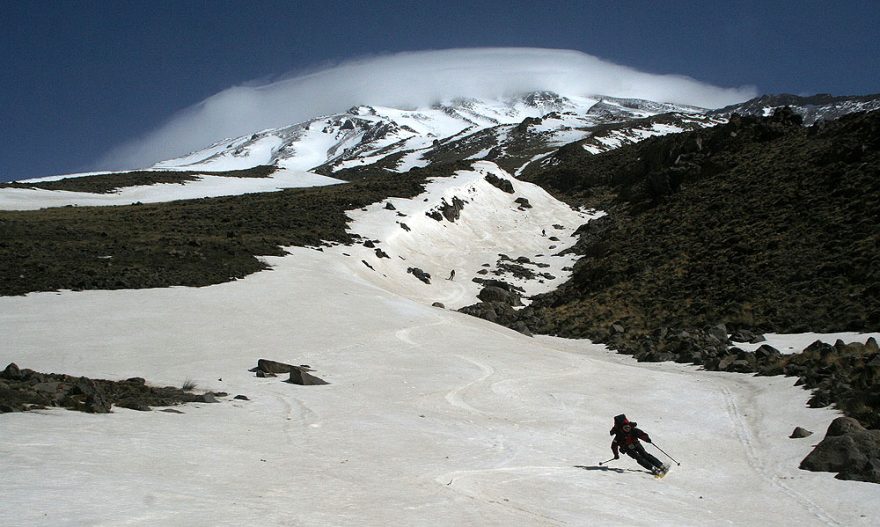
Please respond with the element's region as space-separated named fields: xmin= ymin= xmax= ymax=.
xmin=610 ymin=414 xmax=667 ymax=475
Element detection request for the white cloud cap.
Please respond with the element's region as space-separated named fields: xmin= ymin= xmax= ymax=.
xmin=99 ymin=47 xmax=756 ymax=170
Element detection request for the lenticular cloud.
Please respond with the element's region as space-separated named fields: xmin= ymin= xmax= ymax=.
xmin=98 ymin=48 xmax=757 ymax=170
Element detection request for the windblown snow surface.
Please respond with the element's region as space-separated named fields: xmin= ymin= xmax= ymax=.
xmin=2 ymin=162 xmax=879 ymax=526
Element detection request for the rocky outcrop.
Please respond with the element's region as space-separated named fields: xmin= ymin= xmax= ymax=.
xmin=459 ymin=280 xmax=531 ymax=336
xmin=0 ymin=363 xmax=224 ymax=413
xmin=485 ymin=173 xmax=514 ymax=193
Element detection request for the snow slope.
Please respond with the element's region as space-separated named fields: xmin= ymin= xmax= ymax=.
xmin=2 ymin=161 xmax=879 ymax=526
xmin=0 ymin=168 xmax=344 ymax=211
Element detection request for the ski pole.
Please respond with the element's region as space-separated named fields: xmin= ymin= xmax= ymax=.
xmin=650 ymin=443 xmax=680 ymax=465
xmin=598 ymin=457 xmax=616 ymax=466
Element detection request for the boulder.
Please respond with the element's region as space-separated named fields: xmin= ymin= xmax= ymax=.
xmin=287 ymin=369 xmax=329 ymax=386
xmin=2 ymin=363 xmax=23 ymax=380
xmin=478 ymin=286 xmax=520 ymax=305
xmin=254 ymin=359 xmax=301 ymax=375
xmin=514 ymin=197 xmax=532 ymax=209
xmin=407 ymin=267 xmax=431 ymax=284
xmin=800 ymin=417 xmax=880 ymax=483
xmin=754 ymin=344 xmax=781 ymax=361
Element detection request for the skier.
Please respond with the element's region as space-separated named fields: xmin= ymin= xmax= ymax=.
xmin=610 ymin=414 xmax=668 ymax=476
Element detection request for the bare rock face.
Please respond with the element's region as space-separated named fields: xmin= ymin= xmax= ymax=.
xmin=800 ymin=417 xmax=880 ymax=483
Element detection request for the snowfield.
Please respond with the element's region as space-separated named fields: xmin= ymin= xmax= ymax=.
xmin=0 ymin=168 xmax=344 ymax=211
xmin=2 ymin=163 xmax=879 ymax=526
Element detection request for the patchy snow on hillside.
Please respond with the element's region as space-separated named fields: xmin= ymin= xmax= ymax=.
xmin=327 ymin=161 xmax=597 ymax=309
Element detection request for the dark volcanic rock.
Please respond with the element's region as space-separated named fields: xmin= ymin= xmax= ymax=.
xmin=458 ymin=302 xmax=532 ymax=336
xmin=287 ymin=369 xmax=329 ymax=386
xmin=0 ymin=363 xmax=225 ymax=414
xmin=407 ymin=267 xmax=431 ymax=284
xmin=485 ymin=173 xmax=514 ymax=193
xmin=800 ymin=417 xmax=880 ymax=483
xmin=790 ymin=427 xmax=814 ymax=439
xmin=441 ymin=197 xmax=465 ymax=222
xmin=254 ymin=359 xmax=301 ymax=374
xmin=478 ymin=286 xmax=522 ymax=306
xmin=252 ymin=359 xmax=328 ymax=385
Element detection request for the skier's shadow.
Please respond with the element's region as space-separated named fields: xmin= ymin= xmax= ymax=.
xmin=574 ymin=465 xmax=648 ymax=475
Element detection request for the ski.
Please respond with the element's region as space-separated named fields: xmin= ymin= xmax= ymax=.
xmin=653 ymin=464 xmax=671 ymax=479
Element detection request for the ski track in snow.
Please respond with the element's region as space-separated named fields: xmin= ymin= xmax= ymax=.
xmin=444 ymin=355 xmax=496 ymax=417
xmin=720 ymin=383 xmax=841 ymax=526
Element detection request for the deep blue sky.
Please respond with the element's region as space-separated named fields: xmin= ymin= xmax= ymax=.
xmin=2 ymin=0 xmax=878 ymax=182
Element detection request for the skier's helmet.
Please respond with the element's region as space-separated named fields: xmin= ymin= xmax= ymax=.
xmin=614 ymin=414 xmax=629 ymax=427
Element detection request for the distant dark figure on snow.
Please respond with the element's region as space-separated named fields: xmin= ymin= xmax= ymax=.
xmin=447 ymin=269 xmax=455 ymax=280
xmin=610 ymin=414 xmax=667 ymax=475
xmin=541 ymin=228 xmax=546 ymax=237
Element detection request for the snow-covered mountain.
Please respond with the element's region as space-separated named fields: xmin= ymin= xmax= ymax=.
xmin=151 ymin=92 xmax=880 ymax=182
xmin=151 ymin=92 xmax=718 ymax=177
xmin=711 ymin=93 xmax=880 ymax=124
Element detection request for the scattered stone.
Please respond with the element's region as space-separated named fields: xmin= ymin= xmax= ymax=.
xmin=790 ymin=427 xmax=813 ymax=438
xmin=234 ymin=395 xmax=250 ymax=401
xmin=432 ymin=302 xmax=445 ymax=309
